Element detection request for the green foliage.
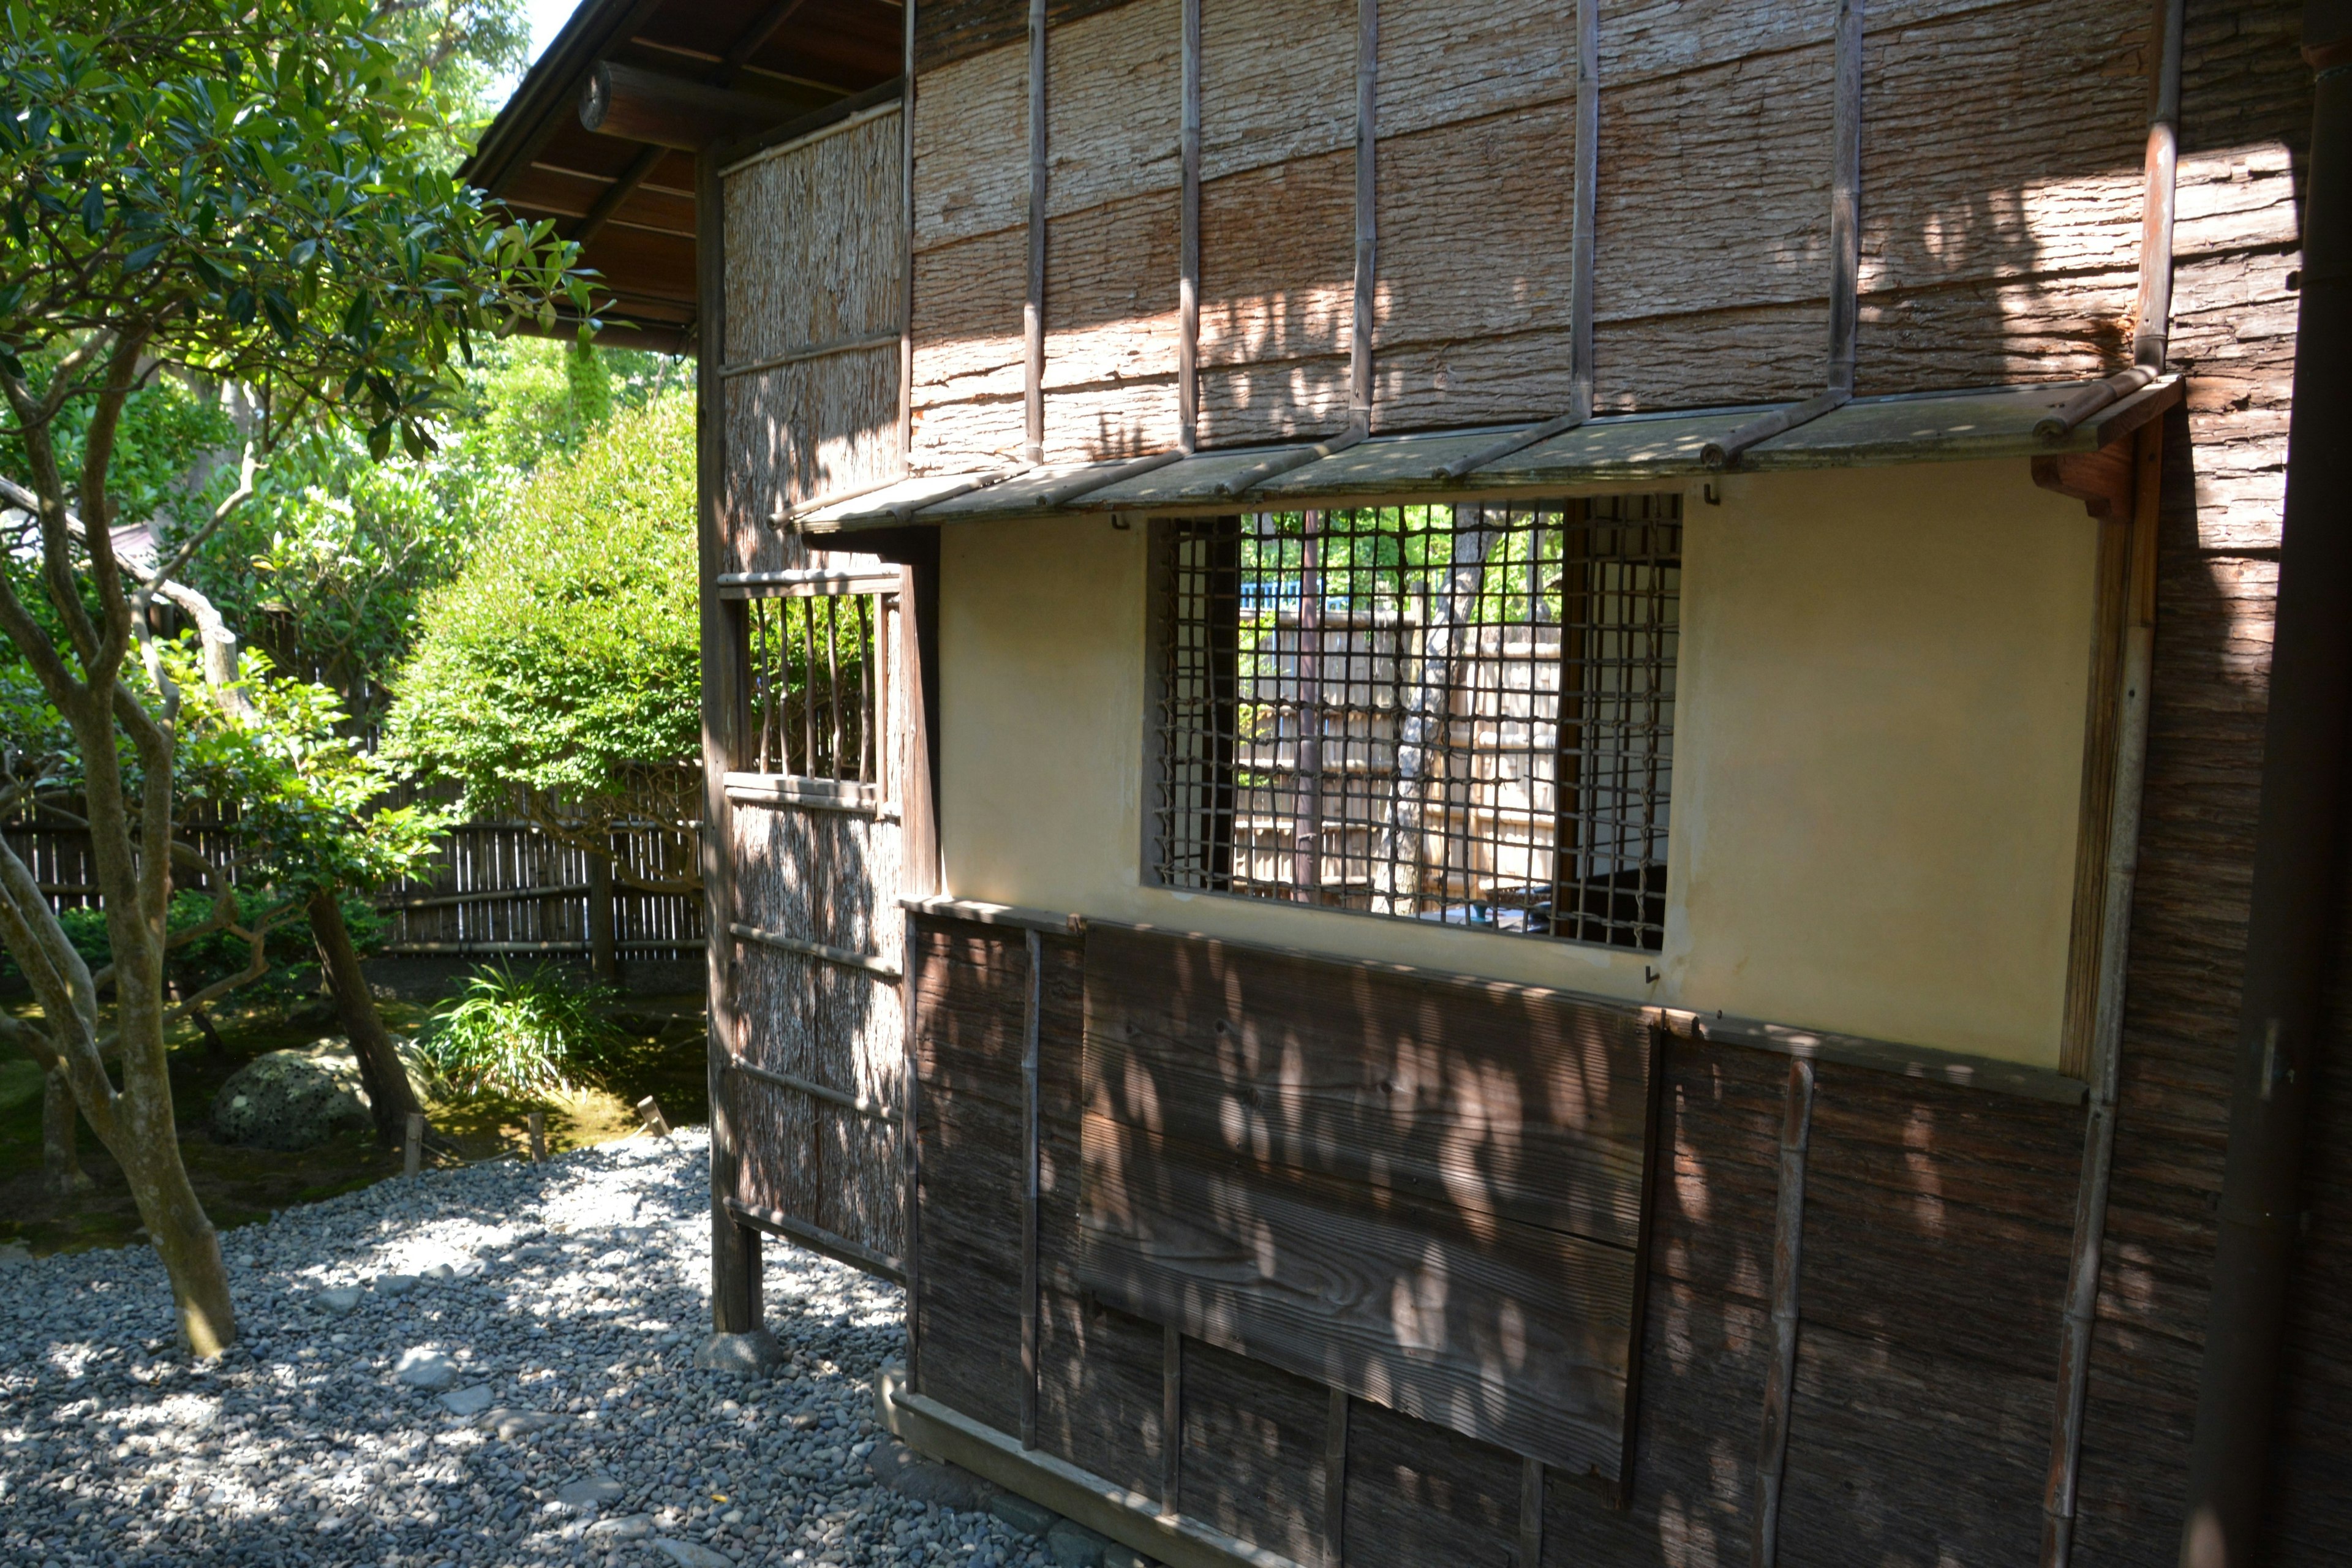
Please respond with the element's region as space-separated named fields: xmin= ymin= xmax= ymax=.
xmin=386 ymin=393 xmax=700 ymax=805
xmin=0 ymin=368 xmax=238 ymax=535
xmin=168 ymin=643 xmax=451 ymax=897
xmin=0 ymin=0 xmax=586 ymax=457
xmin=0 ymin=886 xmax=379 ymax=997
xmin=417 ymin=962 xmax=620 ymax=1100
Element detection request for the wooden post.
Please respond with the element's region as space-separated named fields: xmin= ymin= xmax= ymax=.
xmin=902 ymin=907 xmax=925 ymax=1392
xmin=404 ymin=1112 xmax=425 ymax=1178
xmin=1020 ymin=927 xmax=1044 ymax=1450
xmin=1752 ymin=1059 xmax=1816 ymax=1568
xmin=900 ymin=0 xmax=917 ymax=470
xmin=699 ymin=144 xmax=762 ymax=1340
xmin=1324 ymin=1387 xmax=1351 ymax=1566
xmin=637 ymin=1095 xmax=671 ymax=1137
xmin=1292 ymin=510 xmax=1324 ymax=903
xmin=1350 ymin=0 xmax=1377 ymax=427
xmin=586 ymin=846 xmax=617 ymax=982
xmin=527 ymin=1109 xmax=547 ymax=1163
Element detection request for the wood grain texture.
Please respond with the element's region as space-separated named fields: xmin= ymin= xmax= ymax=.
xmin=2064 ymin=2 xmax=2309 ymax=1555
xmin=1372 ymin=102 xmax=1577 ymax=350
xmin=1180 ymin=1340 xmax=1336 ymax=1568
xmin=725 ymin=349 xmax=902 ymax=556
xmin=915 ymin=0 xmax=1139 ymax=73
xmin=1077 ymin=925 xmax=1654 ymax=1482
xmin=914 ymin=41 xmax=1028 ymax=249
xmin=1343 ymin=1398 xmax=1524 ymax=1568
xmin=1081 ymin=924 xmax=1655 ymax=1248
xmin=1375 ymin=0 xmax=1572 ymax=145
xmin=1041 ymin=188 xmax=1183 ymax=458
xmin=1196 ymin=0 xmax=1352 ymax=183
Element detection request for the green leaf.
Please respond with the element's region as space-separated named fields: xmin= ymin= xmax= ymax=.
xmin=123 ymin=240 xmax=168 ymax=272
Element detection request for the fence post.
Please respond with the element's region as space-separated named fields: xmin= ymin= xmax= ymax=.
xmin=404 ymin=1113 xmax=425 ymax=1178
xmin=586 ymin=848 xmax=617 ymax=982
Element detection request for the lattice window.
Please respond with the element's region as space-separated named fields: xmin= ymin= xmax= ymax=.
xmin=745 ymin=592 xmax=886 ymax=783
xmin=1152 ymin=498 xmax=1681 ymax=951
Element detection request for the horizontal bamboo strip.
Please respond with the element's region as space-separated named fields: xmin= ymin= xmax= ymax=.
xmin=729 ymin=921 xmax=904 ymax=980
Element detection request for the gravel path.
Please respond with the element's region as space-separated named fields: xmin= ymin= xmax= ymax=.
xmin=0 ymin=1130 xmax=1056 ymax=1568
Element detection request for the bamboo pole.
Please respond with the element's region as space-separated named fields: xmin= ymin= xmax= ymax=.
xmin=1752 ymin=1059 xmax=1816 ymax=1568
xmin=1023 ymin=0 xmax=1048 ymax=466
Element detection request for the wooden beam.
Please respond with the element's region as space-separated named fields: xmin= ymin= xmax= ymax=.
xmin=2032 ymin=443 xmax=2138 ymax=519
xmin=580 ymin=62 xmax=809 ymax=151
xmin=1751 ymin=1059 xmax=1816 ymax=1568
xmin=901 ymin=905 xmax=925 ymax=1392
xmin=727 ymin=1197 xmax=904 ymax=1284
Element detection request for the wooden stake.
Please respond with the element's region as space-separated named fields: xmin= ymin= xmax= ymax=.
xmin=1826 ymin=0 xmax=1864 ymax=394
xmin=636 ymin=1095 xmax=671 ymax=1137
xmin=1570 ymin=0 xmax=1597 ymax=420
xmin=1752 ymin=1059 xmax=1815 ymax=1568
xmin=527 ymin=1109 xmax=547 ymax=1163
xmin=404 ymin=1112 xmax=425 ymax=1178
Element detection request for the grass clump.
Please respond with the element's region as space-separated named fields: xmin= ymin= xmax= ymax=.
xmin=419 ymin=963 xmax=622 ymax=1100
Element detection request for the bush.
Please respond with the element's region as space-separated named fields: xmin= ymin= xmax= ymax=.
xmin=0 ymin=888 xmax=381 ymax=1000
xmin=418 ymin=963 xmax=622 ymax=1101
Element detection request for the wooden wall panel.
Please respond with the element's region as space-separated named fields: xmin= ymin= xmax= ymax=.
xmin=914 ymin=42 xmax=1028 ymax=251
xmin=1197 ymin=148 xmax=1354 ymax=444
xmin=1180 ymin=1341 xmax=1334 ymax=1568
xmin=725 ymin=349 xmax=903 ymax=552
xmin=1046 ymin=0 xmax=1182 ymax=220
xmin=1376 ymin=0 xmax=1573 ymax=143
xmin=1344 ymin=1400 xmax=1524 ymax=1568
xmin=1198 ymin=0 xmax=1353 ymax=182
xmin=1042 ymin=191 xmax=1182 ymax=459
xmin=1077 ymin=925 xmax=1656 ymax=1483
xmin=911 ymin=227 xmax=1027 ymax=470
xmin=1371 ymin=105 xmax=1577 ymax=428
xmin=722 ymin=109 xmax=904 ymax=366
xmin=917 ymin=0 xmax=1142 ymax=74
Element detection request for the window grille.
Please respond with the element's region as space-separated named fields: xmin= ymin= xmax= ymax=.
xmin=1152 ymin=498 xmax=1681 ymax=951
xmin=745 ymin=592 xmax=884 ymax=783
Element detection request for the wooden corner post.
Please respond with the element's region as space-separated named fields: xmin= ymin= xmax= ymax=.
xmin=699 ymin=145 xmax=762 ymax=1338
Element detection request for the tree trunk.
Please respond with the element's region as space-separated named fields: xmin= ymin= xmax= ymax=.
xmin=42 ymin=1064 xmax=94 ymax=1196
xmin=307 ymin=887 xmax=421 ymax=1144
xmin=119 ymin=1123 xmax=238 ymax=1357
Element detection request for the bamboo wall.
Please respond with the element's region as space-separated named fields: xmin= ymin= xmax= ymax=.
xmin=906 ymin=0 xmax=2166 ymax=471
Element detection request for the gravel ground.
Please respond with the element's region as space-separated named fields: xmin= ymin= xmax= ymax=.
xmin=0 ymin=1129 xmax=1056 ymax=1568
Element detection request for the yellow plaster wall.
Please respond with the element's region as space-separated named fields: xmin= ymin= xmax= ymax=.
xmin=937 ymin=459 xmax=2099 ymax=1068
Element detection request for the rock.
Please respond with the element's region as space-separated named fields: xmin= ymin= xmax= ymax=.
xmin=693 ymin=1330 xmax=783 ymax=1376
xmin=477 ymin=1408 xmax=566 ymax=1440
xmin=0 ymin=1243 xmax=31 ymax=1268
xmin=316 ymin=1287 xmax=361 ymax=1316
xmin=587 ymin=1515 xmax=653 ymax=1540
xmin=375 ymin=1273 xmax=417 ymax=1297
xmin=1046 ymin=1520 xmax=1111 ymax=1567
xmin=393 ymin=1349 xmax=456 ymax=1390
xmin=989 ymin=1490 xmax=1063 ymax=1538
xmin=440 ymin=1384 xmax=495 ymax=1417
xmin=209 ymin=1037 xmax=433 ymax=1151
xmin=556 ymin=1474 xmax=625 ymax=1510
xmin=420 ymin=1263 xmax=454 ymax=1284
xmin=652 ymin=1539 xmax=734 ymax=1568
xmin=867 ymin=1440 xmax=997 ymax=1512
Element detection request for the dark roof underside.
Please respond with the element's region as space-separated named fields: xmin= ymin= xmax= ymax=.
xmin=462 ymin=0 xmax=901 ymax=355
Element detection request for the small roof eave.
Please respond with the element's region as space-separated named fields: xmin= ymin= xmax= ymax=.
xmin=793 ymin=377 xmax=2183 ymax=536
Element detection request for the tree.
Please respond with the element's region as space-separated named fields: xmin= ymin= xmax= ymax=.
xmin=0 ymin=0 xmax=582 ymax=1355
xmin=386 ymin=393 xmax=704 ymax=937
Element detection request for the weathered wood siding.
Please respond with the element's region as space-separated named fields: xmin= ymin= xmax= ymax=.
xmin=722 ymin=106 xmax=905 ymax=575
xmin=905 ymin=0 xmax=2166 ymax=470
xmin=2068 ymin=3 xmax=2334 ymax=1563
xmin=910 ymin=909 xmax=2098 ymax=1567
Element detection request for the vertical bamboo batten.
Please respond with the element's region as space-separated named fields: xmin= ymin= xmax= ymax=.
xmin=899 ymin=0 xmax=917 ymax=470
xmin=1177 ymin=0 xmax=1202 ymax=453
xmin=1323 ymin=1388 xmax=1351 ymax=1566
xmin=1022 ymin=0 xmax=1048 ymax=467
xmin=1349 ymin=0 xmax=1377 ymax=428
xmin=901 ymin=906 xmax=924 ymax=1392
xmin=1161 ymin=1323 xmax=1183 ymax=1513
xmin=2041 ymin=423 xmax=2163 ymax=1568
xmin=1752 ymin=1058 xmax=1816 ymax=1568
xmin=1705 ymin=0 xmax=1867 ymax=469
xmin=1019 ymin=926 xmax=1043 ymax=1451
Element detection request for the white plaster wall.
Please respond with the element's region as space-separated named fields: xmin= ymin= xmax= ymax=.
xmin=937 ymin=458 xmax=2099 ymax=1068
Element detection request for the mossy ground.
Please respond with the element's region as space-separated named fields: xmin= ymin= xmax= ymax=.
xmin=0 ymin=988 xmax=710 ymax=1257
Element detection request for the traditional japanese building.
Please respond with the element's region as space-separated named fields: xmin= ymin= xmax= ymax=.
xmin=467 ymin=1 xmax=2349 ymax=1562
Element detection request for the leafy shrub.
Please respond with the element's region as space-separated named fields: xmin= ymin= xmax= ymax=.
xmin=418 ymin=963 xmax=622 ymax=1101
xmin=0 ymin=888 xmax=382 ymax=1000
